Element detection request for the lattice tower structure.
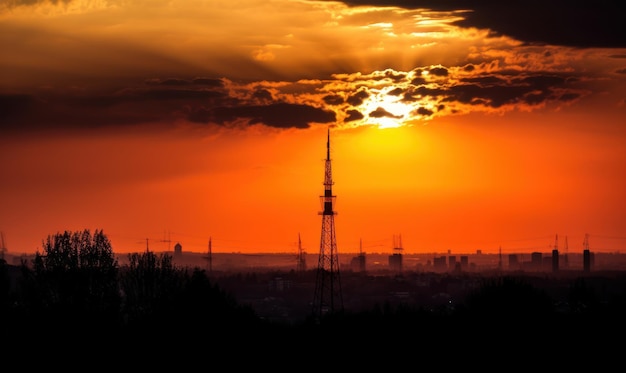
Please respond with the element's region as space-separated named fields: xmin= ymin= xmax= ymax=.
xmin=312 ymin=128 xmax=343 ymax=318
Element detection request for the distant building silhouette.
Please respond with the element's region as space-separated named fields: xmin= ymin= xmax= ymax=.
xmin=583 ymin=249 xmax=591 ymax=272
xmin=351 ymin=253 xmax=366 ymax=272
xmin=448 ymin=255 xmax=456 ymax=270
xmin=552 ymin=249 xmax=559 ymax=272
xmin=460 ymin=255 xmax=469 ymax=270
xmin=531 ymin=252 xmax=543 ymax=269
xmin=389 ymin=253 xmax=402 ymax=273
xmin=583 ymin=233 xmax=593 ymax=272
xmin=433 ymin=256 xmax=447 ymax=271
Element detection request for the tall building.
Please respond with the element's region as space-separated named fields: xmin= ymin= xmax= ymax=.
xmin=508 ymin=254 xmax=519 ymax=270
xmin=552 ymin=249 xmax=559 ymax=272
xmin=552 ymin=234 xmax=559 ymax=272
xmin=311 ymin=128 xmax=343 ymax=318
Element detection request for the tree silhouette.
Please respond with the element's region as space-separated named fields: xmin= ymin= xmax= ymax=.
xmin=19 ymin=229 xmax=121 ymax=334
xmin=0 ymin=257 xmax=10 ymax=313
xmin=118 ymin=250 xmax=185 ymax=328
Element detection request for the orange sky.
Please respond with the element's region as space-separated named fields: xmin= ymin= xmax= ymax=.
xmin=1 ymin=0 xmax=625 ymax=256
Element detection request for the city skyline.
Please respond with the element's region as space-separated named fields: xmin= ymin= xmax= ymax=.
xmin=1 ymin=1 xmax=625 ymax=255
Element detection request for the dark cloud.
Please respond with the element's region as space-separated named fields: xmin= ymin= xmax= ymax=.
xmin=145 ymin=78 xmax=190 ymax=86
xmin=323 ymin=94 xmax=345 ymax=105
xmin=429 ymin=67 xmax=449 ymax=77
xmin=415 ymin=106 xmax=434 ymax=117
xmin=144 ymin=78 xmax=224 ymax=88
xmin=558 ymin=92 xmax=582 ymax=102
xmin=410 ymin=76 xmax=427 ymax=85
xmin=461 ymin=76 xmax=508 ymax=86
xmin=369 ymin=107 xmax=402 ymax=119
xmin=442 ymin=72 xmax=580 ymax=109
xmin=2 ymin=0 xmax=71 ymax=7
xmin=189 ymin=103 xmax=336 ymax=129
xmin=122 ymin=88 xmax=225 ymax=101
xmin=384 ymin=70 xmax=407 ymax=81
xmin=0 ymin=61 xmax=588 ymax=132
xmin=388 ymin=87 xmax=404 ymax=96
xmin=252 ymin=89 xmax=274 ymax=102
xmin=339 ymin=0 xmax=626 ymax=48
xmin=463 ymin=64 xmax=476 ymax=72
xmin=345 ymin=109 xmax=364 ymax=122
xmin=0 ymin=92 xmax=166 ymax=132
xmin=0 ymin=93 xmax=37 ymax=119
xmin=192 ymin=78 xmax=224 ymax=87
xmin=409 ymin=85 xmax=446 ymax=99
xmin=0 ymin=84 xmax=228 ymax=132
xmin=346 ymin=90 xmax=370 ymax=106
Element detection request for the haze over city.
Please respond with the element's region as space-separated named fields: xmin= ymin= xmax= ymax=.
xmin=1 ymin=0 xmax=625 ymax=256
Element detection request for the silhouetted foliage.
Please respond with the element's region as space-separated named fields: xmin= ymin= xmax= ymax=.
xmin=568 ymin=277 xmax=600 ymax=313
xmin=6 ymin=229 xmax=626 ymax=361
xmin=4 ymin=230 xmax=271 ymax=356
xmin=16 ymin=229 xmax=121 ymax=334
xmin=462 ymin=276 xmax=554 ymax=317
xmin=119 ymin=250 xmax=184 ymax=326
xmin=117 ymin=251 xmax=267 ymax=352
xmin=0 ymin=258 xmax=10 ymax=312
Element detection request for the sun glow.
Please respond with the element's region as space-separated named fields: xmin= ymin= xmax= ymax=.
xmin=360 ymin=87 xmax=415 ymax=128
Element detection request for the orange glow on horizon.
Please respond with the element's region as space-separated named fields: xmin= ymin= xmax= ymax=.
xmin=1 ymin=0 xmax=625 ymax=258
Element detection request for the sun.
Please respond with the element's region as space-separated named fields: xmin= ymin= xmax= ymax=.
xmin=360 ymin=86 xmax=415 ymax=129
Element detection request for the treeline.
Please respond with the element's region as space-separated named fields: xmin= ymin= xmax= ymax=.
xmin=2 ymin=229 xmax=626 ymax=360
xmin=0 ymin=229 xmax=272 ymax=353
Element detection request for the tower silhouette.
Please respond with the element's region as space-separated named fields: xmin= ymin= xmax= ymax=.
xmin=311 ymin=127 xmax=343 ymax=318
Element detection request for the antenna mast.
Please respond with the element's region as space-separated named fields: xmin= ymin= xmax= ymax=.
xmin=312 ymin=127 xmax=343 ymax=318
xmin=297 ymin=233 xmax=306 ymax=272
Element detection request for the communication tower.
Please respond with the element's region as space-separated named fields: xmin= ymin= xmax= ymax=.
xmin=311 ymin=127 xmax=343 ymax=318
xmin=296 ymin=233 xmax=306 ymax=273
xmin=357 ymin=238 xmax=366 ymax=273
xmin=203 ymin=237 xmax=213 ymax=273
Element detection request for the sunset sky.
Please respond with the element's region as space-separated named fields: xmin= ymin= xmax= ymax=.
xmin=1 ymin=0 xmax=625 ymax=256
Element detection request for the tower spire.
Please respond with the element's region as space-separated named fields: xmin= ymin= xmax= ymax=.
xmin=326 ymin=126 xmax=330 ymax=160
xmin=312 ymin=127 xmax=343 ymax=319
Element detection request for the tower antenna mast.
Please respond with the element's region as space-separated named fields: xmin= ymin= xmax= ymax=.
xmin=297 ymin=233 xmax=306 ymax=273
xmin=312 ymin=127 xmax=343 ymax=318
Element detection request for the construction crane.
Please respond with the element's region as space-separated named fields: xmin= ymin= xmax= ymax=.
xmin=159 ymin=230 xmax=172 ymax=252
xmin=137 ymin=231 xmax=173 ymax=253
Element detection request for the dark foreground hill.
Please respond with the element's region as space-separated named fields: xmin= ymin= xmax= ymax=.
xmin=2 ymin=256 xmax=625 ymax=368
